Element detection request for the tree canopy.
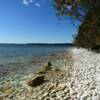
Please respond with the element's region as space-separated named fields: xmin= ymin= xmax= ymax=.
xmin=53 ymin=0 xmax=100 ymax=21
xmin=54 ymin=0 xmax=100 ymax=49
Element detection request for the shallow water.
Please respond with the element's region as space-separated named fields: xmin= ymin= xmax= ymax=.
xmin=0 ymin=44 xmax=72 ymax=65
xmin=0 ymin=44 xmax=73 ymax=77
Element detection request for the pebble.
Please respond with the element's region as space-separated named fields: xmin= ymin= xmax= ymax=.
xmin=80 ymin=94 xmax=91 ymax=100
xmin=16 ymin=95 xmax=26 ymax=100
xmin=4 ymin=87 xmax=15 ymax=93
xmin=48 ymin=85 xmax=55 ymax=91
xmin=37 ymin=96 xmax=44 ymax=100
xmin=64 ymin=96 xmax=72 ymax=100
xmin=90 ymin=86 xmax=95 ymax=90
xmin=51 ymin=89 xmax=58 ymax=94
xmin=63 ymin=96 xmax=71 ymax=100
xmin=51 ymin=94 xmax=57 ymax=98
xmin=38 ymin=91 xmax=43 ymax=95
xmin=64 ymin=88 xmax=69 ymax=94
xmin=44 ymin=97 xmax=51 ymax=100
xmin=42 ymin=92 xmax=49 ymax=97
xmin=0 ymin=93 xmax=9 ymax=97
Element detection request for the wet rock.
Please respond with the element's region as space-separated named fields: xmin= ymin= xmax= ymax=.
xmin=52 ymin=68 xmax=60 ymax=71
xmin=4 ymin=87 xmax=15 ymax=93
xmin=44 ymin=62 xmax=52 ymax=71
xmin=27 ymin=75 xmax=45 ymax=87
xmin=36 ymin=70 xmax=46 ymax=74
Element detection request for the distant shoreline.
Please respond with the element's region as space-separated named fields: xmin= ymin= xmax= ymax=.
xmin=27 ymin=43 xmax=73 ymax=46
xmin=0 ymin=43 xmax=73 ymax=45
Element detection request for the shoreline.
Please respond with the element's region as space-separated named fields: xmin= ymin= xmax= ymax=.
xmin=0 ymin=50 xmax=73 ymax=100
xmin=1 ymin=48 xmax=100 ymax=99
xmin=0 ymin=51 xmax=69 ymax=78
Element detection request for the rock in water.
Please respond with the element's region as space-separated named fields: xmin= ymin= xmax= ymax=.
xmin=36 ymin=70 xmax=46 ymax=74
xmin=35 ymin=62 xmax=52 ymax=74
xmin=44 ymin=62 xmax=52 ymax=71
xmin=27 ymin=75 xmax=45 ymax=87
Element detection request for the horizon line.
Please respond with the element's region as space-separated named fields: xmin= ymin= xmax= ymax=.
xmin=0 ymin=42 xmax=73 ymax=45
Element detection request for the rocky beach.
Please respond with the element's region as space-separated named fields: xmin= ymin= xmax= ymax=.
xmin=0 ymin=48 xmax=100 ymax=100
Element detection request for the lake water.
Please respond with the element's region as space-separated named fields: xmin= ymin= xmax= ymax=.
xmin=0 ymin=44 xmax=73 ymax=76
xmin=0 ymin=44 xmax=72 ymax=65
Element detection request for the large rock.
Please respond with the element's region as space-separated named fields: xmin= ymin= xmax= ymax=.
xmin=27 ymin=75 xmax=45 ymax=87
xmin=44 ymin=62 xmax=52 ymax=71
xmin=35 ymin=62 xmax=52 ymax=74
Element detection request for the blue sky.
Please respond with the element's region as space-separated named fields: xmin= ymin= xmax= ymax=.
xmin=0 ymin=0 xmax=79 ymax=43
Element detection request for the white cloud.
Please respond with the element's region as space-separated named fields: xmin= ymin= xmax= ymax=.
xmin=34 ymin=3 xmax=41 ymax=7
xmin=22 ymin=0 xmax=33 ymax=5
xmin=22 ymin=0 xmax=41 ymax=7
xmin=22 ymin=0 xmax=29 ymax=5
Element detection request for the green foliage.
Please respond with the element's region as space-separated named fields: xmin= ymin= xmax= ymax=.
xmin=54 ymin=0 xmax=100 ymax=21
xmin=54 ymin=0 xmax=100 ymax=48
xmin=74 ymin=5 xmax=100 ymax=48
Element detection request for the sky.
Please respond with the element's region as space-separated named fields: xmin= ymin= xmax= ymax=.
xmin=0 ymin=0 xmax=79 ymax=43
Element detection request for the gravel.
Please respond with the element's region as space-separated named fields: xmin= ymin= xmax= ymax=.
xmin=71 ymin=48 xmax=100 ymax=100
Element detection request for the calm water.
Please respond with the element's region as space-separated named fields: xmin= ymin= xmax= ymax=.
xmin=0 ymin=44 xmax=72 ymax=66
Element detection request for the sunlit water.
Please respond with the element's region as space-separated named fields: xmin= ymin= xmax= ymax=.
xmin=0 ymin=44 xmax=73 ymax=76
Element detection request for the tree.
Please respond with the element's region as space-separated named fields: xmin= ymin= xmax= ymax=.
xmin=54 ymin=0 xmax=100 ymax=48
xmin=74 ymin=5 xmax=100 ymax=48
